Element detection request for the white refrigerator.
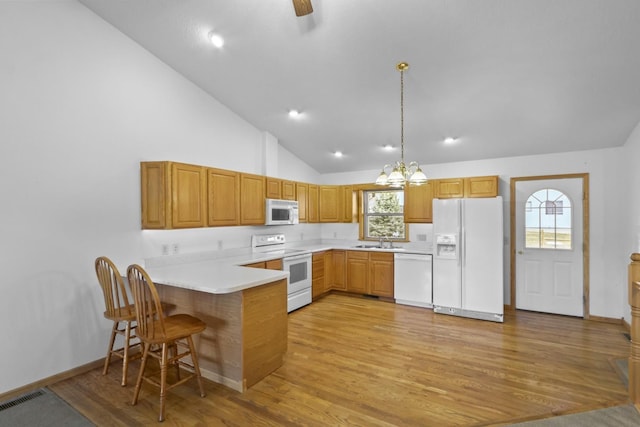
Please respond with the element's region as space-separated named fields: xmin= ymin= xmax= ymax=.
xmin=432 ymin=197 xmax=504 ymax=322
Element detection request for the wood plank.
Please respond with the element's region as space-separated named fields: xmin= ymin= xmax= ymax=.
xmin=50 ymin=294 xmax=630 ymax=425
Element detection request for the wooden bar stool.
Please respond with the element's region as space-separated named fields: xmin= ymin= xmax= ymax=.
xmin=95 ymin=256 xmax=140 ymax=386
xmin=126 ymin=264 xmax=206 ymax=422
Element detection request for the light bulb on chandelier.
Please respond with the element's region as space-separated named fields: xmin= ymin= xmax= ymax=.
xmin=375 ymin=62 xmax=427 ymax=188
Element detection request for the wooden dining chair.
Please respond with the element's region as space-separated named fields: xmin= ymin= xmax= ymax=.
xmin=126 ymin=264 xmax=206 ymax=422
xmin=95 ymin=256 xmax=140 ymax=387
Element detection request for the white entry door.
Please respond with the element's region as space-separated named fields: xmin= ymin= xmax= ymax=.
xmin=515 ymin=178 xmax=583 ymax=316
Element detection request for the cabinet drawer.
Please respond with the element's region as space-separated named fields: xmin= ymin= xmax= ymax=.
xmin=370 ymin=252 xmax=393 ymax=262
xmin=347 ymin=251 xmax=369 ymax=260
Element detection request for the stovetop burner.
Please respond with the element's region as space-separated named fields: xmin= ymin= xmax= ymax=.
xmin=251 ymin=233 xmax=308 ymax=256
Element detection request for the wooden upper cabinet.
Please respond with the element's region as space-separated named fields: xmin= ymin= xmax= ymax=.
xmin=339 ymin=185 xmax=356 ymax=223
xmin=140 ymin=161 xmax=206 ymax=229
xmin=434 ymin=175 xmax=499 ymax=199
xmin=265 ymin=177 xmax=281 ymax=199
xmin=208 ymin=167 xmax=240 ymax=226
xmin=465 ymin=175 xmax=498 ymax=198
xmin=404 ymin=181 xmax=433 ymax=223
xmin=281 ymin=180 xmax=296 ymax=200
xmin=240 ymin=173 xmax=266 ymax=225
xmin=308 ymin=184 xmax=319 ymax=223
xmin=434 ymin=178 xmax=464 ymax=199
xmin=296 ymin=183 xmax=308 ymax=223
xmin=319 ymin=185 xmax=340 ymax=223
xmin=141 ymin=161 xmax=171 ymax=229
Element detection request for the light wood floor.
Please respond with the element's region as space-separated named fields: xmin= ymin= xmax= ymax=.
xmin=50 ymin=293 xmax=631 ymax=426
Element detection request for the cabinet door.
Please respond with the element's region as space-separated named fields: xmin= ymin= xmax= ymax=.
xmin=265 ymin=259 xmax=283 ymax=270
xmin=434 ymin=178 xmax=464 ymax=199
xmin=340 ymin=185 xmax=355 ymax=223
xmin=369 ymin=253 xmax=394 ymax=297
xmin=346 ymin=251 xmax=368 ymax=294
xmin=240 ymin=173 xmax=266 ymax=225
xmin=282 ymin=180 xmax=296 ymax=200
xmin=332 ymin=250 xmax=346 ymax=291
xmin=404 ymin=181 xmax=433 ymax=223
xmin=465 ymin=175 xmax=498 ymax=198
xmin=308 ymin=184 xmax=319 ymax=223
xmin=208 ymin=168 xmax=240 ymax=226
xmin=171 ymin=162 xmax=207 ymax=228
xmin=323 ymin=251 xmax=333 ymax=293
xmin=266 ymin=177 xmax=281 ymax=199
xmin=319 ymin=185 xmax=340 ymax=222
xmin=312 ymin=252 xmax=326 ymax=299
xmin=296 ymin=183 xmax=308 ymax=223
xmin=141 ymin=161 xmax=171 ymax=229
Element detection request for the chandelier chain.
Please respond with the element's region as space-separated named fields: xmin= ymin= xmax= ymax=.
xmin=400 ymin=66 xmax=405 ymax=163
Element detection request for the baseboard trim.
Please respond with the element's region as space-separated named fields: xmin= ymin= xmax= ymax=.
xmin=0 ymin=358 xmax=103 ymax=403
xmin=588 ymin=315 xmax=624 ymax=325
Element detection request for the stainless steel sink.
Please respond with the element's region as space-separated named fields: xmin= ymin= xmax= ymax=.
xmin=352 ymin=244 xmax=382 ymax=249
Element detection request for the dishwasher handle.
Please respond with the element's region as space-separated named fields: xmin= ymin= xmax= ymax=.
xmin=394 ymin=254 xmax=431 ymax=262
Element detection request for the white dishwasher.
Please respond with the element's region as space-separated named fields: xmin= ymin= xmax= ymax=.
xmin=394 ymin=253 xmax=433 ymax=308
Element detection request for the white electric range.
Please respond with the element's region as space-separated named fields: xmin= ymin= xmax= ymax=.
xmin=251 ymin=234 xmax=312 ymax=312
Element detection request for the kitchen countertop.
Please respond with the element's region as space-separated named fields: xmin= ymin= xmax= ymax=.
xmin=144 ymin=240 xmax=431 ymax=295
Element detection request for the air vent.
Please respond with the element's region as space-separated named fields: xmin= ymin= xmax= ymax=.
xmin=0 ymin=390 xmax=44 ymax=412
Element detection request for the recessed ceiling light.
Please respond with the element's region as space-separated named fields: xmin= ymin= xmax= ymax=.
xmin=208 ymin=31 xmax=224 ymax=48
xmin=444 ymin=137 xmax=458 ymax=144
xmin=383 ymin=144 xmax=394 ymax=151
xmin=334 ymin=151 xmax=343 ymax=158
xmin=288 ymin=109 xmax=301 ymax=118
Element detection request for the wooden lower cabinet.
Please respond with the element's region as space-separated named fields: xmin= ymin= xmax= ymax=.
xmin=155 ymin=279 xmax=287 ymax=392
xmin=369 ymin=252 xmax=394 ymax=297
xmin=346 ymin=251 xmax=369 ymax=294
xmin=332 ymin=250 xmax=346 ymax=291
xmin=244 ymin=259 xmax=282 ymax=270
xmin=312 ymin=251 xmax=326 ymax=299
xmin=346 ymin=251 xmax=394 ymax=297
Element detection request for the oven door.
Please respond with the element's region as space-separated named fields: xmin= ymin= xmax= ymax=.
xmin=283 ymin=253 xmax=312 ymax=312
xmin=284 ymin=253 xmax=311 ymax=294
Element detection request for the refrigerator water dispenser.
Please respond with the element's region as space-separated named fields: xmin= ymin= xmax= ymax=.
xmin=435 ymin=234 xmax=458 ymax=259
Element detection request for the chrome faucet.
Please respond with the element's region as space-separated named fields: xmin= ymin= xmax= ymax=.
xmin=380 ymin=236 xmax=393 ymax=249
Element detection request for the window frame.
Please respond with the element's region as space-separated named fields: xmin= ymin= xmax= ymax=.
xmin=524 ymin=188 xmax=573 ymax=250
xmin=359 ymin=188 xmax=409 ymax=242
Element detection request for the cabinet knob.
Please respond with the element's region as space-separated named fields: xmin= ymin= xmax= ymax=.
xmin=518 ymin=250 xmax=523 ymax=255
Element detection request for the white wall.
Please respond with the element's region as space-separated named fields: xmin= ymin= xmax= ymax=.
xmin=0 ymin=1 xmax=319 ymax=394
xmin=622 ymin=121 xmax=640 ymax=322
xmin=323 ymin=148 xmax=628 ymax=319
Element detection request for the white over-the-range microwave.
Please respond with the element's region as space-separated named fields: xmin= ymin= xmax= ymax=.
xmin=265 ymin=198 xmax=299 ymax=225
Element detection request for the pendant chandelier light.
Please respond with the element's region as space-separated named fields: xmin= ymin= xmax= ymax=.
xmin=375 ymin=62 xmax=427 ymax=188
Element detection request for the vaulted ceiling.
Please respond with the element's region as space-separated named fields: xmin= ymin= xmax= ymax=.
xmin=79 ymin=0 xmax=640 ymax=174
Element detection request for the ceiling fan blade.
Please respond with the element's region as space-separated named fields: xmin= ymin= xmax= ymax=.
xmin=292 ymin=0 xmax=313 ymax=17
